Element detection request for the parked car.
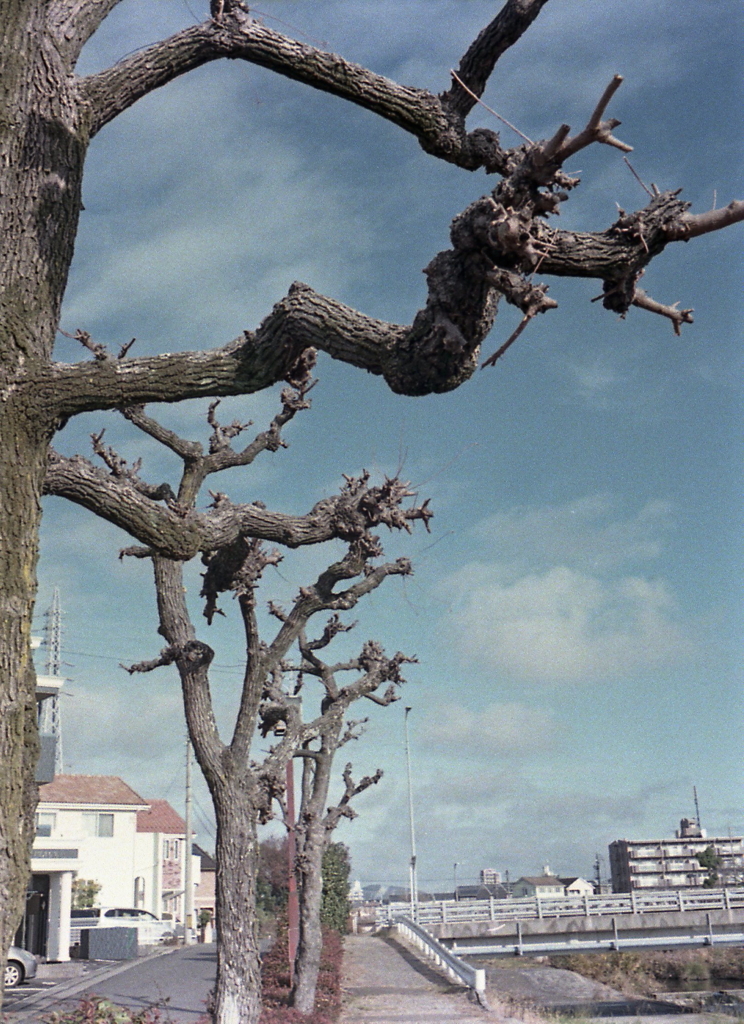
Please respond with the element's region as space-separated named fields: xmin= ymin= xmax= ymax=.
xmin=5 ymin=946 xmax=38 ymax=988
xmin=70 ymin=907 xmax=175 ymax=945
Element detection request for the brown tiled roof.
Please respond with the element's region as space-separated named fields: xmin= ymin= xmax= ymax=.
xmin=39 ymin=775 xmax=148 ymax=806
xmin=137 ymin=799 xmax=186 ymax=835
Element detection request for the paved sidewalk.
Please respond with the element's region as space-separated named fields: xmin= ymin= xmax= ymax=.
xmin=338 ymin=933 xmax=495 ymax=1023
xmin=4 ymin=947 xmax=178 ymax=1021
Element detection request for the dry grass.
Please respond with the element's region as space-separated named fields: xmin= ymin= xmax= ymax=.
xmin=550 ymin=948 xmax=744 ymax=997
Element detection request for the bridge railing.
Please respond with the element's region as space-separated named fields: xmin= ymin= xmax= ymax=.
xmin=376 ymin=887 xmax=744 ymax=928
xmin=393 ymin=916 xmax=487 ymax=1003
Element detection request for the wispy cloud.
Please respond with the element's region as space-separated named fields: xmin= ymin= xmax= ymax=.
xmin=443 ymin=496 xmax=694 ymax=683
xmin=421 ymin=701 xmax=558 ymax=756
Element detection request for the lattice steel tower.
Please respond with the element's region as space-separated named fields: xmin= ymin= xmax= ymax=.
xmin=41 ymin=586 xmax=64 ymax=774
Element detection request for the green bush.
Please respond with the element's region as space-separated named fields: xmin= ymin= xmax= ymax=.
xmin=320 ymin=843 xmax=351 ymax=934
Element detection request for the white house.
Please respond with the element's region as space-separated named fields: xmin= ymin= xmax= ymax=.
xmin=511 ymin=874 xmax=565 ymax=898
xmin=559 ymin=876 xmax=595 ymax=897
xmin=134 ymin=799 xmax=199 ymax=924
xmin=28 ymin=775 xmax=149 ymax=961
xmin=20 ymin=776 xmax=203 ymax=961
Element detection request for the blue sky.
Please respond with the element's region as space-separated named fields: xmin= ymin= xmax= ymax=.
xmin=37 ymin=0 xmax=742 ymax=893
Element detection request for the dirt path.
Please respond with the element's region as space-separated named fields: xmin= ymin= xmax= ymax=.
xmin=338 ymin=933 xmax=501 ymax=1023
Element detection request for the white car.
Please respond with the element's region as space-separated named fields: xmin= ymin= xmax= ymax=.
xmin=5 ymin=946 xmax=38 ymax=988
xmin=70 ymin=907 xmax=175 ymax=945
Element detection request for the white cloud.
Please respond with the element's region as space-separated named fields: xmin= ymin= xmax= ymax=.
xmin=422 ymin=701 xmax=558 ymax=755
xmin=473 ymin=495 xmax=673 ymax=574
xmin=443 ymin=496 xmax=694 ymax=683
xmin=63 ymin=679 xmax=185 ymax=766
xmin=448 ymin=564 xmax=692 ymax=682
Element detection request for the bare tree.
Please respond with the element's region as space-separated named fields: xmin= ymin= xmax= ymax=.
xmin=0 ymin=0 xmax=742 ymax=989
xmin=46 ymin=366 xmax=426 ymax=1023
xmin=288 ymin=639 xmax=399 ymax=1012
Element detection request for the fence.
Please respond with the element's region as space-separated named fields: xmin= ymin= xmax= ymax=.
xmin=377 ymin=886 xmax=744 ymax=929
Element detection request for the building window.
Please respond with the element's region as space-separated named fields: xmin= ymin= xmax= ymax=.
xmin=164 ymin=839 xmax=181 ymax=860
xmin=82 ymin=812 xmax=114 ymax=837
xmin=134 ymin=876 xmax=145 ymax=908
xmin=35 ymin=812 xmax=56 ymax=837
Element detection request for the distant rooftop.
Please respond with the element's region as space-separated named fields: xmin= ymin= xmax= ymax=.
xmin=137 ymin=798 xmax=187 ymax=835
xmin=193 ymin=843 xmax=216 ymax=871
xmin=39 ymin=774 xmax=148 ymax=806
xmin=518 ymin=875 xmax=562 ymax=886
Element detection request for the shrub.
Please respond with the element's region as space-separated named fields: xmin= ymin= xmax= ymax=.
xmin=320 ymin=844 xmax=351 ymax=935
xmin=260 ymin=919 xmax=343 ymax=1024
xmin=43 ymin=996 xmax=166 ymax=1023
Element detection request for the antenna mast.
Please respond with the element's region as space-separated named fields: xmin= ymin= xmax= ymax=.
xmin=693 ymin=786 xmax=701 ymax=829
xmin=42 ymin=587 xmax=63 ymax=775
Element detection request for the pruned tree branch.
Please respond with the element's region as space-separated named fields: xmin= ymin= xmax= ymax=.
xmin=548 ymin=74 xmax=632 ymax=163
xmin=323 ymin=763 xmax=384 ymax=831
xmin=39 ymin=172 xmax=738 ymax=414
xmin=150 ymin=557 xmax=226 ymax=776
xmin=79 ymin=12 xmax=504 ymax=173
xmin=631 ymin=288 xmax=694 ymax=335
xmin=441 ymin=0 xmax=550 ymax=119
xmin=667 ymin=199 xmax=744 ymax=241
xmin=45 ymin=450 xmax=430 ymax=562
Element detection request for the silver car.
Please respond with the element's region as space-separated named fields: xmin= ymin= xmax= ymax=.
xmin=5 ymin=946 xmax=38 ymax=988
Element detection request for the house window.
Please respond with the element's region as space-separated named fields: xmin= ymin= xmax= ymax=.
xmin=35 ymin=812 xmax=56 ymax=837
xmin=134 ymin=876 xmax=146 ymax=908
xmin=164 ymin=839 xmax=180 ymax=860
xmin=82 ymin=812 xmax=114 ymax=837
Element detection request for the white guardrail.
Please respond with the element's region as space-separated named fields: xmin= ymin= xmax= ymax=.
xmin=377 ymin=887 xmax=744 ymax=929
xmin=394 ymin=917 xmax=487 ymax=1003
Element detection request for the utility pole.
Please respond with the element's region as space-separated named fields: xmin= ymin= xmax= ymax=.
xmin=453 ymin=862 xmax=460 ymax=900
xmin=404 ymin=707 xmax=418 ymax=919
xmin=286 ymin=757 xmax=299 ymax=986
xmin=282 ymin=694 xmax=302 ymax=985
xmin=184 ymin=737 xmax=194 ymax=944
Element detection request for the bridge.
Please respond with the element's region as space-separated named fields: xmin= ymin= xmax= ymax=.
xmin=377 ymin=887 xmax=744 ymax=957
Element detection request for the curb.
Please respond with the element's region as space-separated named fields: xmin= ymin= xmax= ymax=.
xmin=6 ymin=946 xmax=178 ymax=1021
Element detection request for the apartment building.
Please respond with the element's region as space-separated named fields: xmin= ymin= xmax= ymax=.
xmin=609 ymin=818 xmax=744 ymax=892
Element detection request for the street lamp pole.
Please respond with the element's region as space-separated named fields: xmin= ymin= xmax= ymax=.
xmin=184 ymin=737 xmax=194 ymax=944
xmin=404 ymin=707 xmax=418 ymax=919
xmin=283 ymin=695 xmax=302 ymax=986
xmin=454 ymin=862 xmax=459 ymax=900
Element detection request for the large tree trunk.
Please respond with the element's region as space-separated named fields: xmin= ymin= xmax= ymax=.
xmin=211 ymin=781 xmax=263 ymax=1024
xmin=291 ymin=735 xmax=338 ymax=1014
xmin=0 ymin=4 xmax=87 ymax=978
xmin=292 ymin=814 xmax=327 ymax=1014
xmin=0 ymin=411 xmax=44 ymax=967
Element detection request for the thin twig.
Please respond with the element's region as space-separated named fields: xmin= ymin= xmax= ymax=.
xmin=482 ymin=314 xmax=533 ymax=368
xmin=450 ymin=69 xmax=533 ymax=143
xmin=623 ymin=156 xmax=653 ymax=198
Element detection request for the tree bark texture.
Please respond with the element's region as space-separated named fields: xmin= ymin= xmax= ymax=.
xmin=292 ymin=733 xmax=338 ymax=1014
xmin=211 ymin=785 xmax=263 ymax=1024
xmin=0 ymin=1 xmax=88 ymax=972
